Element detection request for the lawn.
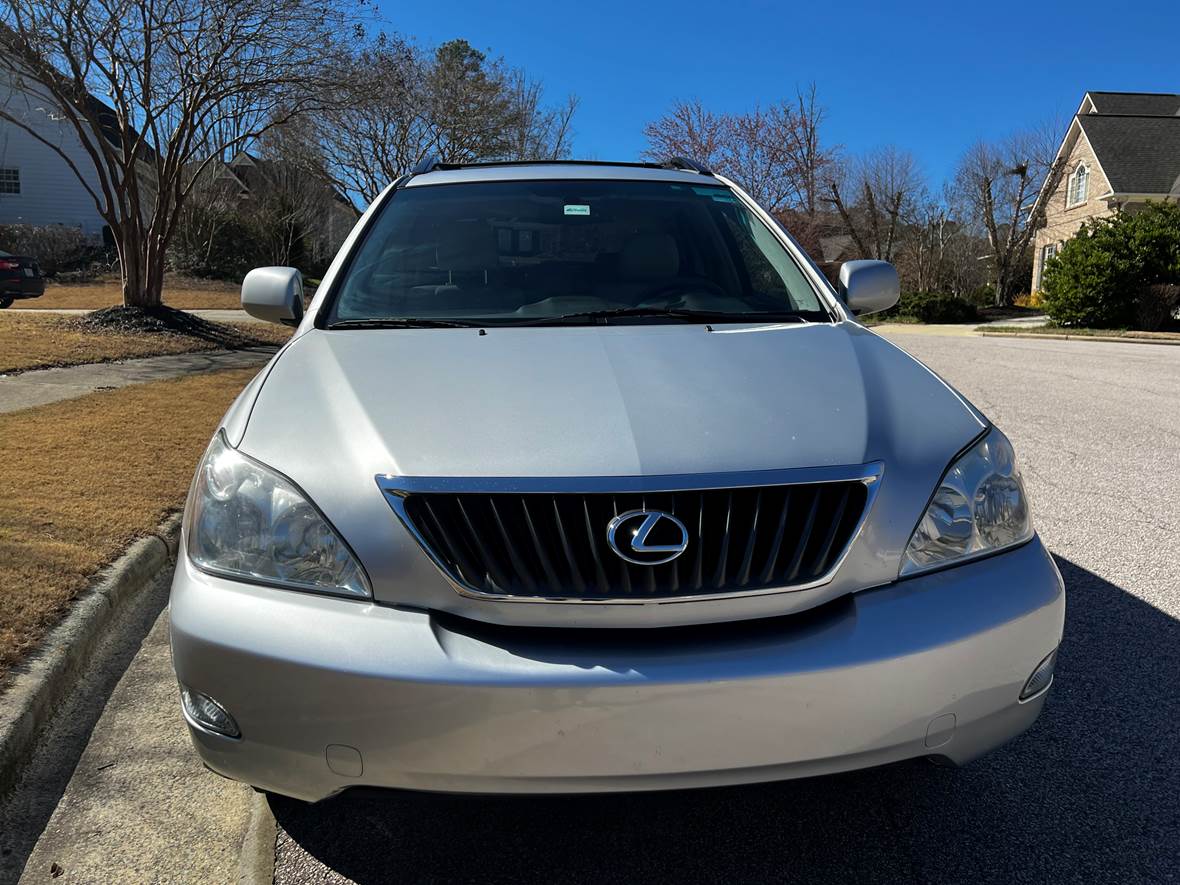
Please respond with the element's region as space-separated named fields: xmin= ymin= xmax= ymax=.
xmin=25 ymin=274 xmax=244 ymax=311
xmin=0 ymin=312 xmax=290 ymax=375
xmin=0 ymin=367 xmax=260 ymax=686
xmin=21 ymin=273 xmax=319 ymax=311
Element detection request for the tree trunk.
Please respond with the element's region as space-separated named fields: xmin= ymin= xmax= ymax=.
xmin=994 ymin=263 xmax=1012 ymax=308
xmin=119 ymin=227 xmax=165 ymax=308
xmin=143 ymin=235 xmax=167 ymax=307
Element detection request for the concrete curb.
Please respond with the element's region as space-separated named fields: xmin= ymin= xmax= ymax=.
xmin=238 ymin=792 xmax=278 ymax=884
xmin=0 ymin=512 xmax=183 ymax=800
xmin=978 ymin=330 xmax=1180 ymax=346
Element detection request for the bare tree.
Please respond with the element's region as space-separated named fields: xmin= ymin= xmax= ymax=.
xmin=779 ymin=84 xmax=830 ymax=219
xmin=953 ymin=125 xmax=1064 ymax=305
xmin=0 ymin=0 xmax=348 ymax=307
xmin=824 ymin=146 xmax=926 ymax=263
xmin=890 ymin=187 xmax=990 ymax=296
xmin=642 ymin=99 xmax=729 ymax=171
xmin=315 ymin=37 xmax=579 ymax=207
xmin=314 ymin=38 xmax=431 ymax=208
xmin=502 ymin=72 xmax=578 ymax=162
xmin=643 ymin=89 xmax=836 ymax=217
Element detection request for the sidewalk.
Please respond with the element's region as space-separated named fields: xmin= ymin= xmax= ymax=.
xmin=978 ymin=314 xmax=1049 ymax=327
xmin=868 ymin=322 xmax=980 ymax=337
xmin=15 ymin=602 xmax=259 ymax=884
xmin=0 ymin=348 xmax=273 ymax=414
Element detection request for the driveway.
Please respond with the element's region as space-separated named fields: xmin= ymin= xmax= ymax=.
xmin=269 ymin=330 xmax=1180 ymax=884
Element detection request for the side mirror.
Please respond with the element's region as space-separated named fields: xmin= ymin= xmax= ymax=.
xmin=838 ymin=260 xmax=900 ymax=316
xmin=241 ymin=266 xmax=304 ymax=326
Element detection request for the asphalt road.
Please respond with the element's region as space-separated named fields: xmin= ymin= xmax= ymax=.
xmin=271 ymin=331 xmax=1180 ymax=885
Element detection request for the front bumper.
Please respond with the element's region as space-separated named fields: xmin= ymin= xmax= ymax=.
xmin=170 ymin=537 xmax=1064 ymax=802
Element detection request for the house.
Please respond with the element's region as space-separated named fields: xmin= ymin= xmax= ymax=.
xmin=0 ymin=71 xmax=110 ymax=239
xmin=211 ymin=152 xmax=357 ymax=266
xmin=1031 ymin=91 xmax=1180 ymax=290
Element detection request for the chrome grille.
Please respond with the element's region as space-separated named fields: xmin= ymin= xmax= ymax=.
xmin=379 ymin=467 xmax=879 ymax=602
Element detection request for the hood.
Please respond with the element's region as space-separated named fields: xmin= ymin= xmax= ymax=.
xmin=239 ymin=322 xmax=982 ymax=477
xmin=233 ymin=321 xmax=988 ymax=625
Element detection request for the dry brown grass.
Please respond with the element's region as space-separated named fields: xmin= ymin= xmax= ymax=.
xmin=28 ymin=274 xmax=243 ymax=311
xmin=0 ymin=312 xmax=290 ymax=374
xmin=0 ymin=367 xmax=260 ymax=685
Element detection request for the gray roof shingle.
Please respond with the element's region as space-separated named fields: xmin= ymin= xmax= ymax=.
xmin=1087 ymin=92 xmax=1180 ymax=116
xmin=1078 ymin=114 xmax=1180 ymax=195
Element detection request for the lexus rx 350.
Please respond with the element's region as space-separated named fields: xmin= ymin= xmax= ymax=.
xmin=170 ymin=157 xmax=1064 ymax=801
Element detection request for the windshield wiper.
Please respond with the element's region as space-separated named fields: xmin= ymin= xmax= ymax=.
xmin=328 ymin=317 xmax=482 ymax=329
xmin=515 ymin=307 xmax=812 ymax=326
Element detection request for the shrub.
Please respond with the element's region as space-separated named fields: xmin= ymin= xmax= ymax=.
xmin=885 ymin=291 xmax=979 ymax=324
xmin=170 ymin=203 xmax=332 ymax=281
xmin=0 ymin=224 xmax=101 ymax=275
xmin=169 ymin=208 xmax=268 ymax=281
xmin=1136 ymin=283 xmax=1180 ymax=331
xmin=1040 ymin=201 xmax=1180 ymax=329
xmin=964 ymin=285 xmax=995 ymax=309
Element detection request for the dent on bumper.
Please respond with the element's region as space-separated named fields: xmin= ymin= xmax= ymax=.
xmin=169 ymin=538 xmax=1064 ymax=802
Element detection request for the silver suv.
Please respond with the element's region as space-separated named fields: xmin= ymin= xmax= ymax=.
xmin=170 ymin=158 xmax=1064 ymax=802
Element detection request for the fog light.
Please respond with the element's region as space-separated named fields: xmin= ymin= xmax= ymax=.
xmin=1019 ymin=649 xmax=1057 ymax=701
xmin=180 ymin=685 xmax=241 ymax=738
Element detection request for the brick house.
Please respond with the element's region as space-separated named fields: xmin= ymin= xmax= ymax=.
xmin=1031 ymin=91 xmax=1180 ymax=291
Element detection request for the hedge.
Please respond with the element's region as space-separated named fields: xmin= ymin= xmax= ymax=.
xmin=1040 ymin=201 xmax=1180 ymax=330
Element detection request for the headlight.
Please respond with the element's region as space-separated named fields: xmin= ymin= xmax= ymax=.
xmin=901 ymin=428 xmax=1032 ymax=576
xmin=186 ymin=433 xmax=371 ymax=597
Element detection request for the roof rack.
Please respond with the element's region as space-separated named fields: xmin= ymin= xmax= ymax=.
xmin=403 ymin=155 xmax=716 ymax=181
xmin=664 ymin=156 xmax=713 ymax=175
xmin=409 ymin=154 xmax=443 ymax=176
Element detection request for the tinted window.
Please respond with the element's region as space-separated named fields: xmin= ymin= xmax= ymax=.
xmin=329 ymin=179 xmax=827 ymax=325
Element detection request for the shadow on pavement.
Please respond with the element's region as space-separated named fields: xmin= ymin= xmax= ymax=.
xmin=271 ymin=557 xmax=1179 ymax=884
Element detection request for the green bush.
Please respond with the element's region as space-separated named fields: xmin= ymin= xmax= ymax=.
xmin=964 ymin=285 xmax=995 ymax=309
xmin=884 ymin=291 xmax=979 ymax=324
xmin=1040 ymin=201 xmax=1180 ymax=329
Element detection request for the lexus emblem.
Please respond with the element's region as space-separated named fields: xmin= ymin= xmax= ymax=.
xmin=606 ymin=510 xmax=689 ymax=565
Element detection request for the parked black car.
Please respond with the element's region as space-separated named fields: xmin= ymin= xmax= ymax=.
xmin=0 ymin=249 xmax=45 ymax=308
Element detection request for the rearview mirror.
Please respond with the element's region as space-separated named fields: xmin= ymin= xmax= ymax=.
xmin=241 ymin=266 xmax=304 ymax=326
xmin=838 ymin=260 xmax=899 ymax=316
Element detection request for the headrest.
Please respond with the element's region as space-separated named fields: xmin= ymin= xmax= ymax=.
xmin=433 ymin=222 xmax=500 ymax=273
xmin=620 ymin=233 xmax=679 ymax=280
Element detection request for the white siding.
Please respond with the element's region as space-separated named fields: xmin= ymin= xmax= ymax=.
xmin=0 ymin=74 xmax=107 ymax=238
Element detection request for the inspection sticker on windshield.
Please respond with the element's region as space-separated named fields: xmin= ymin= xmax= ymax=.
xmin=564 ymin=204 xmax=591 ymax=216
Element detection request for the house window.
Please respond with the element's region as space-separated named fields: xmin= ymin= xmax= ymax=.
xmin=1067 ymin=164 xmax=1088 ymax=207
xmin=0 ymin=168 xmax=19 ymax=195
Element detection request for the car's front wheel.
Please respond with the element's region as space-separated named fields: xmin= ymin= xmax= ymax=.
xmin=0 ymin=296 xmax=13 ymax=309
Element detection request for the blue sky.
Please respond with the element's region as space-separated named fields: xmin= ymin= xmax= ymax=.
xmin=378 ymin=0 xmax=1180 ymax=186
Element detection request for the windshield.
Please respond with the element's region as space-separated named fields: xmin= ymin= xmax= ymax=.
xmin=327 ymin=179 xmax=830 ymax=326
